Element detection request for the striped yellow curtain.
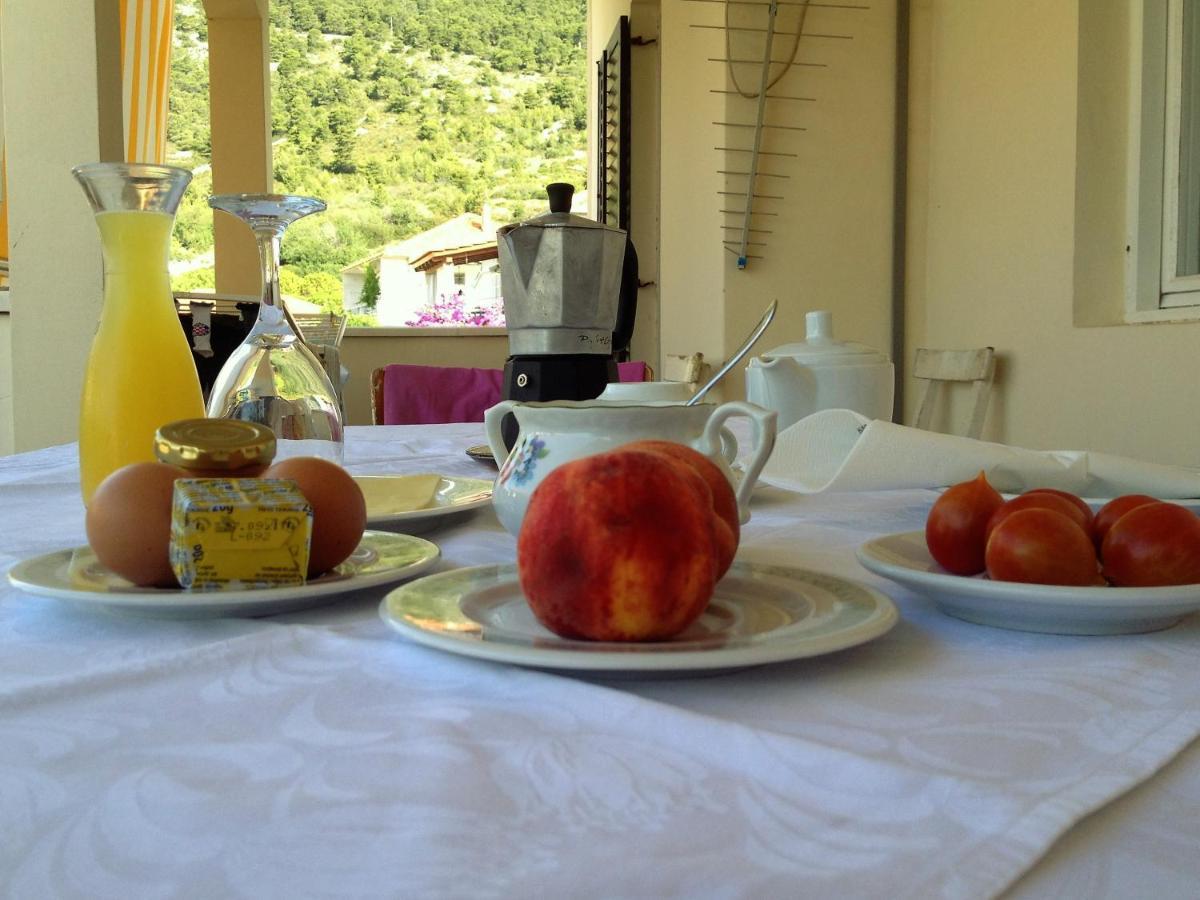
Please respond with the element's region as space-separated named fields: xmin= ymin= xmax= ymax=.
xmin=120 ymin=0 xmax=176 ymax=164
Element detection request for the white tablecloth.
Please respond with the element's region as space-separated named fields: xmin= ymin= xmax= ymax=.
xmin=2 ymin=425 xmax=1199 ymax=899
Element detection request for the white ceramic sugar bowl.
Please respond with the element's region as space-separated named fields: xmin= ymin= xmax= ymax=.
xmin=483 ymin=398 xmax=776 ymax=536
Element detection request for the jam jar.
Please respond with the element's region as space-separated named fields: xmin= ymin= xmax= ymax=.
xmin=154 ymin=418 xmax=277 ymax=477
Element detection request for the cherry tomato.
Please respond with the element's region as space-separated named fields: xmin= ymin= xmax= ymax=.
xmin=985 ymin=491 xmax=1091 ymax=544
xmin=1023 ymin=488 xmax=1094 ymax=530
xmin=985 ymin=508 xmax=1103 ymax=586
xmin=1091 ymin=494 xmax=1160 ymax=549
xmin=1100 ymin=502 xmax=1200 ymax=587
xmin=925 ymin=471 xmax=1004 ymax=575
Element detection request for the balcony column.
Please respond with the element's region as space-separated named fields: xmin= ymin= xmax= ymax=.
xmin=204 ymin=0 xmax=272 ymax=296
xmin=1 ymin=0 xmax=124 ymax=450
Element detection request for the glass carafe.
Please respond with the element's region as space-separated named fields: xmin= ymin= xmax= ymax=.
xmin=205 ymin=194 xmax=344 ymax=464
xmin=72 ymin=163 xmax=205 ymax=505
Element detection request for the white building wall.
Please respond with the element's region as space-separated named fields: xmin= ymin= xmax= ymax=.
xmin=376 ymin=256 xmax=427 ymax=326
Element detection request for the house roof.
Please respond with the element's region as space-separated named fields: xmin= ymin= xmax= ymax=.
xmin=341 ymin=212 xmax=499 ymax=275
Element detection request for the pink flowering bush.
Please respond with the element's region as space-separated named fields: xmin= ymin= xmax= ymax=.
xmin=405 ymin=290 xmax=507 ymax=327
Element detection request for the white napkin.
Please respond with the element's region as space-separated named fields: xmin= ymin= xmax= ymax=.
xmin=760 ymin=408 xmax=1200 ymax=497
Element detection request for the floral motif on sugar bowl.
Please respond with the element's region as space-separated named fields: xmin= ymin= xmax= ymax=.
xmin=499 ymin=436 xmax=549 ymax=487
xmin=483 ymin=398 xmax=777 ymax=537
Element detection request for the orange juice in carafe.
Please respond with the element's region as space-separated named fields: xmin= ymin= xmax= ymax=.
xmin=74 ymin=164 xmax=204 ymax=505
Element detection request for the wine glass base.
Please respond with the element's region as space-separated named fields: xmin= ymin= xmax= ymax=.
xmin=273 ymin=438 xmax=345 ymax=466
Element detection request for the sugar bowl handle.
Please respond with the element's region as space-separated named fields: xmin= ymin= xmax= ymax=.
xmin=700 ymin=401 xmax=778 ymax=523
xmin=484 ymin=400 xmax=518 ymax=468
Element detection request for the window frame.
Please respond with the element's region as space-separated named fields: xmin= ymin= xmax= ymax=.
xmin=1126 ymin=0 xmax=1200 ymax=320
xmin=1160 ymin=0 xmax=1200 ymax=304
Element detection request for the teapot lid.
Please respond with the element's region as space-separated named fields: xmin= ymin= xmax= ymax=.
xmin=759 ymin=310 xmax=890 ymax=365
xmin=497 ymin=183 xmax=624 ymax=235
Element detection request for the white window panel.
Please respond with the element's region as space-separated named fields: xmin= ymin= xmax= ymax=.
xmin=1125 ymin=0 xmax=1200 ymax=318
xmin=1161 ymin=0 xmax=1200 ymax=304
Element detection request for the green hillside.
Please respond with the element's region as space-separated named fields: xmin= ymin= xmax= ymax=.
xmin=168 ymin=0 xmax=589 ymax=321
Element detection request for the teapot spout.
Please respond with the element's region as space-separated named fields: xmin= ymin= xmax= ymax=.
xmin=745 ymin=355 xmax=809 ymax=428
xmin=747 ymin=354 xmax=801 ymax=377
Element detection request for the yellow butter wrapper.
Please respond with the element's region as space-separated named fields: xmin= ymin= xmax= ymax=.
xmin=169 ymin=478 xmax=313 ymax=591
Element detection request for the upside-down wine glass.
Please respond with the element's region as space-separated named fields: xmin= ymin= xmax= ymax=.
xmin=205 ymin=194 xmax=344 ymax=464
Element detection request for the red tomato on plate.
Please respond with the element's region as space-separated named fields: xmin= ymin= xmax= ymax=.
xmin=985 ymin=507 xmax=1103 ymax=586
xmin=985 ymin=491 xmax=1091 ymax=544
xmin=1091 ymin=494 xmax=1160 ymax=549
xmin=925 ymin=471 xmax=1004 ymax=575
xmin=1101 ymin=502 xmax=1200 ymax=587
xmin=1022 ymin=488 xmax=1094 ymax=530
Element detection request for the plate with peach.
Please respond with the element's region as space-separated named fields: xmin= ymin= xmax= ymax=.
xmin=380 ymin=561 xmax=897 ymax=675
xmin=383 ymin=441 xmax=894 ymax=674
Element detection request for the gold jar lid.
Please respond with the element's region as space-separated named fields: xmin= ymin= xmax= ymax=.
xmin=154 ymin=418 xmax=276 ymax=471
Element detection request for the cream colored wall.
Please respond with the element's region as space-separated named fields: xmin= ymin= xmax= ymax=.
xmin=339 ymin=328 xmax=509 ymax=426
xmin=905 ymin=1 xmax=1200 ymax=466
xmin=659 ymin=1 xmax=897 ymax=404
xmin=0 ymin=301 xmax=12 ymax=455
xmin=1 ymin=0 xmax=124 ymax=453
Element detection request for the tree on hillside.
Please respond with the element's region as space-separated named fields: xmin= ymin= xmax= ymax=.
xmin=359 ymin=265 xmax=380 ymax=311
xmin=328 ymin=106 xmax=359 ymax=173
xmin=341 ymin=32 xmax=375 ymax=80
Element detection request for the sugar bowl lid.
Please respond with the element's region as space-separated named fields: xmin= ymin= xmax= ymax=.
xmin=759 ymin=310 xmax=890 ymax=365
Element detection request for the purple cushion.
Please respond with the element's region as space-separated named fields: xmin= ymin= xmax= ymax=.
xmin=380 ymin=364 xmax=504 ymax=425
xmin=617 ymin=361 xmax=648 ymax=383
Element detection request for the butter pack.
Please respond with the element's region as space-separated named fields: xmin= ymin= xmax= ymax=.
xmin=169 ymin=478 xmax=312 ymax=591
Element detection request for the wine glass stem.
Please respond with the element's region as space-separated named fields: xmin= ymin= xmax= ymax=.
xmin=255 ymin=228 xmax=283 ymax=309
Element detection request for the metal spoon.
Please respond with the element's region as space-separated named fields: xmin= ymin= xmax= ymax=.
xmin=686 ymin=299 xmax=778 ymax=406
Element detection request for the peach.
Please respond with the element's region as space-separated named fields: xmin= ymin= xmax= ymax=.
xmin=619 ymin=439 xmax=739 ymax=577
xmin=517 ymin=448 xmax=724 ymax=641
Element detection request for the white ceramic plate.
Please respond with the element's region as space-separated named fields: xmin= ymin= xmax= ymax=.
xmin=354 ymin=475 xmax=493 ymax=532
xmin=8 ymin=531 xmax=441 ymax=619
xmin=856 ymin=530 xmax=1200 ymax=635
xmin=465 ymin=444 xmax=496 ymax=465
xmin=380 ymin=561 xmax=898 ymax=675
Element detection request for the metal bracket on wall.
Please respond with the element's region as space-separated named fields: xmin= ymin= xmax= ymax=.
xmin=683 ymin=0 xmax=869 ymax=269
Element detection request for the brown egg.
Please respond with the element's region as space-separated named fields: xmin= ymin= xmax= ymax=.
xmin=264 ymin=457 xmax=367 ymax=576
xmin=85 ymin=461 xmax=185 ymax=587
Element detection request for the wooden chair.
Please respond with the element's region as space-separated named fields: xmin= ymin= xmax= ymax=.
xmin=911 ymin=347 xmax=996 ymax=439
xmin=284 ymin=308 xmax=347 ymax=411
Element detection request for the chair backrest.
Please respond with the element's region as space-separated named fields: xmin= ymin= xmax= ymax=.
xmin=911 ymin=347 xmax=996 ymax=439
xmin=287 ymin=310 xmax=347 ymax=349
xmin=371 ymin=364 xmax=504 ymax=425
xmin=616 ymin=360 xmax=655 ymax=382
xmin=280 ymin=307 xmax=347 ymax=413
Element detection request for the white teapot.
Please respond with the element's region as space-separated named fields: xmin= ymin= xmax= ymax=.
xmin=745 ymin=310 xmax=894 ymax=432
xmin=483 ymin=398 xmax=777 ymax=536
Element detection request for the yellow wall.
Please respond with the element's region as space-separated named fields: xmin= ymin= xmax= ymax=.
xmin=905 ymin=0 xmax=1200 ymax=465
xmin=659 ymin=0 xmax=898 ymax=403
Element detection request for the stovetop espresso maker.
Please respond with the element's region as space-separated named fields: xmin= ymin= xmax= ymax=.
xmin=497 ymin=183 xmax=637 ymax=426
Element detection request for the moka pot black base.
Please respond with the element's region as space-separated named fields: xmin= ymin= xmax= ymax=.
xmin=499 ymin=355 xmax=618 ymax=450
